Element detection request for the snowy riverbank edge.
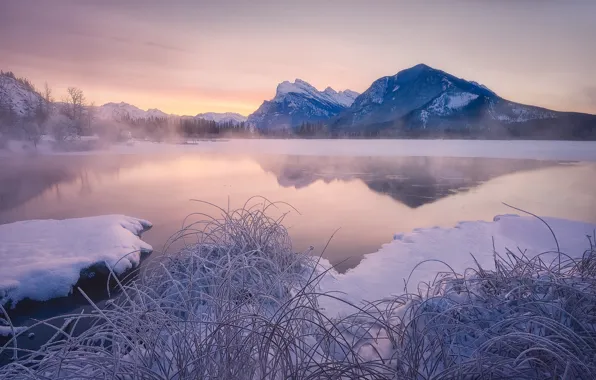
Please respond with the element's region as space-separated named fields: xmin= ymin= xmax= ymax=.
xmin=0 ymin=215 xmax=153 ymax=309
xmin=2 ymin=213 xmax=594 ymax=318
xmin=317 ymin=214 xmax=596 ymax=316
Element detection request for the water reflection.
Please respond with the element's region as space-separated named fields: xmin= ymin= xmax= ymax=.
xmin=1 ymin=154 xmax=595 ymax=273
xmin=257 ymin=156 xmax=556 ymax=208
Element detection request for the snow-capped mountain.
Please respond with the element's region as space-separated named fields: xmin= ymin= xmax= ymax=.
xmin=195 ymin=112 xmax=247 ymax=124
xmin=334 ymin=64 xmax=500 ymax=127
xmin=247 ymin=79 xmax=359 ymax=130
xmin=0 ymin=72 xmax=46 ymax=117
xmin=333 ymin=64 xmax=596 ymax=138
xmin=96 ymin=102 xmax=169 ymax=121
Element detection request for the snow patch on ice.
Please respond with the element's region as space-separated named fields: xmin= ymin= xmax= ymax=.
xmin=0 ymin=215 xmax=153 ymax=307
xmin=318 ymin=214 xmax=596 ymax=315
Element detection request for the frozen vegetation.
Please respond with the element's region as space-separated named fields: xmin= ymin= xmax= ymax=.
xmin=0 ymin=215 xmax=153 ymax=308
xmin=2 ymin=200 xmax=596 ymax=379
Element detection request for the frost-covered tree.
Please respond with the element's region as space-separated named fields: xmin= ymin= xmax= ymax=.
xmin=63 ymin=87 xmax=86 ymax=135
xmin=44 ymin=113 xmax=76 ymax=142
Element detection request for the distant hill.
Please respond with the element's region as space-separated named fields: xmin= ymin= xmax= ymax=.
xmin=95 ymin=102 xmax=170 ymax=121
xmin=195 ymin=112 xmax=247 ymax=124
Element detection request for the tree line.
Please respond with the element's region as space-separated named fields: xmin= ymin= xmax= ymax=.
xmin=0 ymin=71 xmax=96 ymax=147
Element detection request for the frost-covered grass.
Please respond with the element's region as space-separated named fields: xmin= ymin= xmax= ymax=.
xmin=2 ymin=201 xmax=596 ymax=379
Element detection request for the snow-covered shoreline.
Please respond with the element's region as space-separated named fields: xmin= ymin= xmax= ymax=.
xmin=2 ymin=139 xmax=596 ymax=162
xmin=318 ymin=214 xmax=596 ymax=315
xmin=2 ymin=211 xmax=593 ymax=314
xmin=0 ymin=215 xmax=152 ymax=308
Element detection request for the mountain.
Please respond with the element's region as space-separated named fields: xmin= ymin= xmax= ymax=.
xmin=247 ymin=79 xmax=359 ymax=130
xmin=96 ymin=102 xmax=169 ymax=121
xmin=332 ymin=64 xmax=596 ymax=139
xmin=0 ymin=71 xmax=46 ymax=118
xmin=195 ymin=112 xmax=247 ymax=124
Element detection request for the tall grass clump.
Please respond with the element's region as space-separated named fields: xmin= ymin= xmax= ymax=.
xmin=1 ymin=199 xmax=596 ymax=379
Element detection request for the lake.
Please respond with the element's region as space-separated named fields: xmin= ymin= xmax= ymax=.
xmin=2 ymin=150 xmax=596 ymax=275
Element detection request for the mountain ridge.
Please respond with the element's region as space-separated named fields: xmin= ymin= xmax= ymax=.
xmin=2 ymin=67 xmax=595 ymax=140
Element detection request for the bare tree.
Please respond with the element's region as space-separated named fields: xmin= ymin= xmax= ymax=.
xmin=66 ymin=87 xmax=85 ymax=119
xmin=64 ymin=87 xmax=86 ymax=135
xmin=86 ymin=101 xmax=96 ymax=135
xmin=43 ymin=82 xmax=53 ymax=103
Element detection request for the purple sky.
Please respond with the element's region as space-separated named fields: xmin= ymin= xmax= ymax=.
xmin=1 ymin=0 xmax=595 ymax=115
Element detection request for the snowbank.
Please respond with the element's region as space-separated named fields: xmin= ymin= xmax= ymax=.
xmin=319 ymin=214 xmax=596 ymax=315
xmin=0 ymin=215 xmax=152 ymax=307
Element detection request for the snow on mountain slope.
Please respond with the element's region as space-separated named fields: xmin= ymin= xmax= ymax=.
xmin=0 ymin=73 xmax=45 ymax=117
xmin=196 ymin=112 xmax=247 ymax=124
xmin=96 ymin=102 xmax=169 ymax=121
xmin=248 ymin=79 xmax=359 ymax=130
xmin=427 ymin=92 xmax=479 ymax=115
xmin=488 ymin=100 xmax=556 ymax=123
xmin=323 ymin=87 xmax=360 ymax=107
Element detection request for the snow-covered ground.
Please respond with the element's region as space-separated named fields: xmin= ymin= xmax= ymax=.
xmin=0 ymin=215 xmax=152 ymax=308
xmin=3 ymin=139 xmax=595 ymax=162
xmin=318 ymin=214 xmax=596 ymax=315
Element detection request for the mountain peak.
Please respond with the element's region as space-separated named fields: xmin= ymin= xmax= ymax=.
xmin=323 ymin=87 xmax=338 ymax=95
xmin=410 ymin=63 xmax=432 ymax=70
xmin=392 ymin=63 xmax=436 ymax=83
xmin=275 ymin=79 xmax=318 ymax=98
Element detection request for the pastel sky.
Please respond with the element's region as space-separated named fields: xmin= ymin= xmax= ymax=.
xmin=1 ymin=0 xmax=595 ymax=116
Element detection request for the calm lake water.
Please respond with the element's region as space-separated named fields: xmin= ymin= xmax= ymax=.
xmin=2 ymin=152 xmax=596 ymax=273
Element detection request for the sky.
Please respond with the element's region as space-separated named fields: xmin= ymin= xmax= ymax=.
xmin=1 ymin=0 xmax=595 ymax=116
